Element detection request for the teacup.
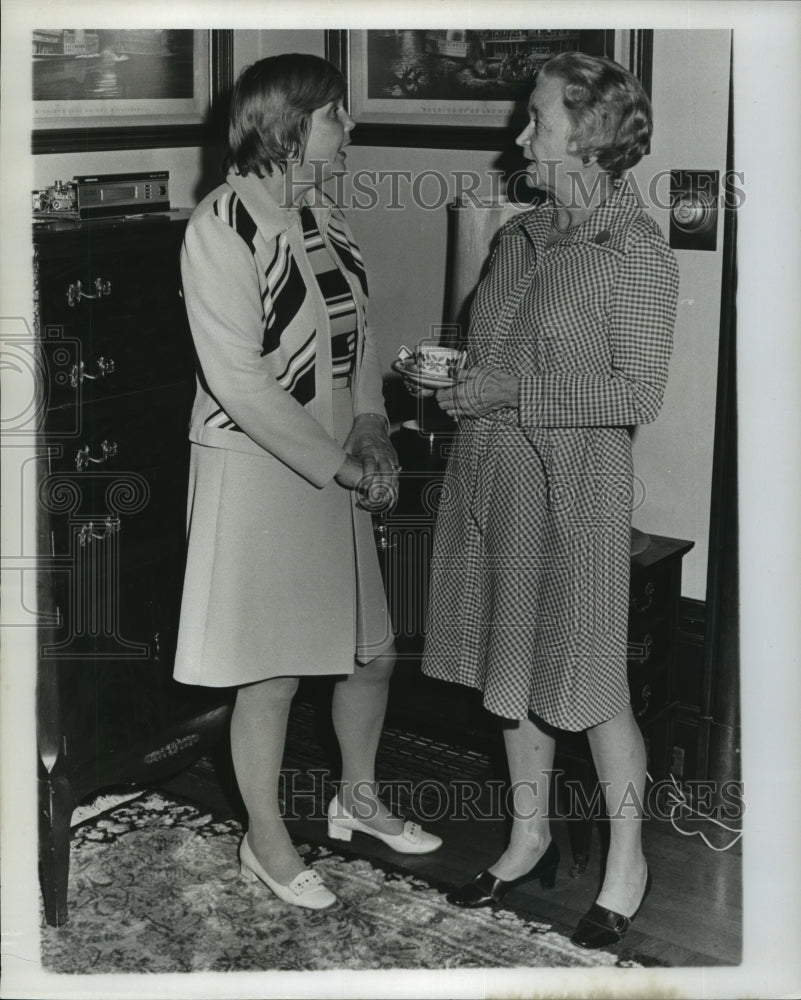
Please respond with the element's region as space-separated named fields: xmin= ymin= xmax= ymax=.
xmin=415 ymin=345 xmax=465 ymax=378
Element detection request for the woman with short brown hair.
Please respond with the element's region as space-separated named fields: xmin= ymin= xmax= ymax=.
xmin=175 ymin=53 xmax=441 ymax=912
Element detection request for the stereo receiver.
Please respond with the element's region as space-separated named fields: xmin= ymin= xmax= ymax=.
xmin=73 ymin=171 xmax=170 ymax=219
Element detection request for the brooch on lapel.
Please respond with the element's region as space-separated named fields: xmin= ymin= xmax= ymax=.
xmin=594 ymin=230 xmax=611 ymax=245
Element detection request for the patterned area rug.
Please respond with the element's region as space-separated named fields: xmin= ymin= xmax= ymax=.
xmin=41 ymin=791 xmax=642 ymax=973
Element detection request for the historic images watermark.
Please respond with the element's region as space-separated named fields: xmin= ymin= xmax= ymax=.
xmin=279 ymin=770 xmax=745 ymax=826
xmin=287 ymin=163 xmax=746 ymax=222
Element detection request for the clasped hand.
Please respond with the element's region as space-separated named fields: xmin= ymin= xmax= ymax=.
xmin=434 ymin=365 xmax=519 ymax=419
xmin=336 ymin=413 xmax=400 ymax=512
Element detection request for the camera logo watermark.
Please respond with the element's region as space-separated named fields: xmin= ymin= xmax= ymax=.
xmin=2 ymin=317 xmax=154 ymax=657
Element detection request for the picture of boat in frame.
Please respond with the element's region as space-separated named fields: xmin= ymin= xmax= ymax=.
xmin=32 ymin=29 xmax=233 ymax=154
xmin=33 ymin=29 xmax=200 ymax=103
xmin=326 ymin=29 xmax=652 ymax=150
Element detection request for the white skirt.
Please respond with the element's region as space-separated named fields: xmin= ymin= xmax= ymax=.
xmin=173 ymin=387 xmax=393 ymax=687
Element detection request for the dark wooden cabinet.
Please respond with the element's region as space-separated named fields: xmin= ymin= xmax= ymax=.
xmin=34 ymin=214 xmax=233 ymax=927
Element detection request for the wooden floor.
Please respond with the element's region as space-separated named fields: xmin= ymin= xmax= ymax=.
xmin=159 ymin=699 xmax=742 ymax=969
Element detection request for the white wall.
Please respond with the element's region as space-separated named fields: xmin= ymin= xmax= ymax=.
xmin=31 ymin=28 xmax=731 ymax=600
xmin=628 ymin=29 xmax=731 ymax=600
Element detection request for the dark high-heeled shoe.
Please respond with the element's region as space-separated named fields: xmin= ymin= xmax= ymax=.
xmin=446 ymin=840 xmax=560 ymax=908
xmin=570 ymin=868 xmax=652 ymax=949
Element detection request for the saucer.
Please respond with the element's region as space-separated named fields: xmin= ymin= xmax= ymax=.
xmin=392 ymin=358 xmax=457 ymax=389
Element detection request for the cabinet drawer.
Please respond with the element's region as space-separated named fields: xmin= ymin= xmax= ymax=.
xmin=628 ymin=661 xmax=671 ymax=727
xmin=37 ymin=226 xmax=184 ymax=324
xmin=43 ymin=461 xmax=189 ymax=566
xmin=45 ymin=382 xmax=193 ymax=476
xmin=629 ymin=559 xmax=676 ymax=623
xmin=626 ymin=617 xmax=672 ymax=671
xmin=43 ymin=552 xmax=224 ymax=766
xmin=37 ymin=220 xmax=190 ymax=407
xmin=40 ymin=313 xmax=194 ymax=408
xmin=42 ymin=384 xmax=192 ymax=567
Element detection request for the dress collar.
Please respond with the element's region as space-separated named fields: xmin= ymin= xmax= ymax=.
xmin=515 ymin=178 xmax=641 ymax=249
xmin=225 ymin=170 xmax=335 ymax=241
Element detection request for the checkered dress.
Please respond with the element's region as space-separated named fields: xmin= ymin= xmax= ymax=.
xmin=421 ymin=184 xmax=680 ymax=730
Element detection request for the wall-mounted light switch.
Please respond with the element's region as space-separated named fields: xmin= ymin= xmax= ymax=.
xmin=669 ymin=169 xmax=719 ymax=251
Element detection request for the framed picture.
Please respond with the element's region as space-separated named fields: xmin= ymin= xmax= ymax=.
xmin=32 ymin=29 xmax=233 ymax=154
xmin=326 ymin=29 xmax=653 ymax=150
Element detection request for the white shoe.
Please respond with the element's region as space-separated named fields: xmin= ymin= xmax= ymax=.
xmin=327 ymin=796 xmax=442 ymax=855
xmin=239 ymin=834 xmax=336 ymax=910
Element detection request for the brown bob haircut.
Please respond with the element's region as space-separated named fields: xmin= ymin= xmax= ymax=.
xmin=539 ymin=51 xmax=652 ymax=179
xmin=225 ymin=54 xmax=346 ymax=177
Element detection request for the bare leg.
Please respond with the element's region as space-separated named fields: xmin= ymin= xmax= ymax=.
xmin=331 ymin=646 xmax=403 ymax=835
xmin=489 ymin=715 xmax=556 ymax=880
xmin=586 ymin=704 xmax=649 ymax=916
xmin=230 ymin=674 xmax=305 ymax=885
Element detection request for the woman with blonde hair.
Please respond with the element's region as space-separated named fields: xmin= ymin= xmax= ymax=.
xmin=420 ymin=51 xmax=678 ymax=947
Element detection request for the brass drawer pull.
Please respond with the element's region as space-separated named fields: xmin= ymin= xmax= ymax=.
xmin=69 ymin=356 xmax=116 ymax=387
xmin=373 ymin=518 xmax=397 ymax=551
xmin=634 ymin=683 xmax=652 ymax=719
xmin=75 ymin=439 xmax=117 ymax=471
xmin=627 ymin=633 xmax=653 ymax=664
xmin=630 ymin=580 xmax=655 ymax=614
xmin=67 ymin=277 xmax=112 ymax=307
xmin=77 ymin=516 xmax=121 ymax=545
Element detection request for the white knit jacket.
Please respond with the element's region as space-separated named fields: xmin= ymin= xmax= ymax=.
xmin=180 ymin=170 xmax=386 ymax=488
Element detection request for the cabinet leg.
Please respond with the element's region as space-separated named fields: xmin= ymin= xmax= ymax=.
xmin=38 ymin=776 xmax=74 ymax=927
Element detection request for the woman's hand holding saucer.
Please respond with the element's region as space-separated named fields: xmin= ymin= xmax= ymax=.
xmin=436 ymin=365 xmax=519 ymax=420
xmin=402 ymin=377 xmax=435 ymax=399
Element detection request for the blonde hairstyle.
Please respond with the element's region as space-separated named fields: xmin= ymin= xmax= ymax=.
xmin=226 ymin=54 xmax=345 ymax=177
xmin=540 ymin=51 xmax=652 ymax=179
